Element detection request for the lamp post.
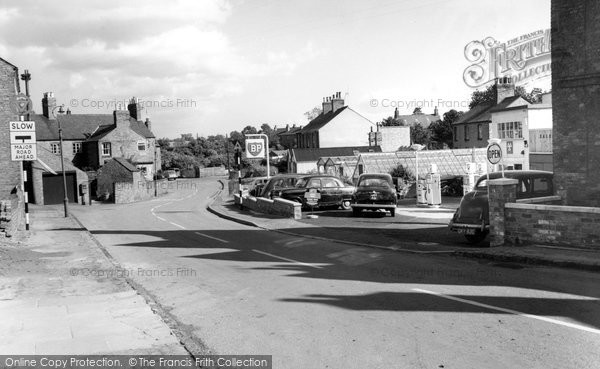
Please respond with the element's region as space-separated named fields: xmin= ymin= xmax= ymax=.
xmin=52 ymin=105 xmax=69 ymax=217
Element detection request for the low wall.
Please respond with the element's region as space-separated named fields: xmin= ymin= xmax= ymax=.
xmin=0 ymin=188 xmax=23 ymax=237
xmin=234 ymin=194 xmax=301 ymax=219
xmin=114 ymin=179 xmax=170 ymax=204
xmin=504 ymin=203 xmax=600 ymax=249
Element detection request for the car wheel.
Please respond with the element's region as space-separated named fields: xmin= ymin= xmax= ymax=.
xmin=341 ymin=200 xmax=352 ymax=210
xmin=352 ymin=208 xmax=361 ymax=217
xmin=390 ymin=208 xmax=395 ymax=217
xmin=465 ymin=231 xmax=489 ymax=244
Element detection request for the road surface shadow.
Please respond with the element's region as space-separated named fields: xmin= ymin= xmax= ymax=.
xmin=89 ymin=227 xmax=600 ymax=329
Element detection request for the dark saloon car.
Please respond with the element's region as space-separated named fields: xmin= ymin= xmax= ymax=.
xmin=449 ymin=170 xmax=554 ymax=244
xmin=351 ymin=173 xmax=397 ymax=217
xmin=277 ymin=175 xmax=355 ymax=210
xmin=260 ymin=174 xmax=306 ymax=199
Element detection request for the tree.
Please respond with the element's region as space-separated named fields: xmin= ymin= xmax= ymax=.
xmin=411 ymin=123 xmax=431 ymax=147
xmin=304 ymin=106 xmax=322 ymax=121
xmin=259 ymin=123 xmax=280 ymax=148
xmin=469 ymin=84 xmax=546 ymax=109
xmin=428 ymin=109 xmax=463 ymax=149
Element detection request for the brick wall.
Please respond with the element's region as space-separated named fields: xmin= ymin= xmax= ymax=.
xmin=453 ymin=122 xmax=489 ymax=149
xmin=552 ymin=0 xmax=600 ymax=207
xmin=0 ymin=60 xmax=22 ymax=199
xmin=505 ymin=203 xmax=600 ymax=249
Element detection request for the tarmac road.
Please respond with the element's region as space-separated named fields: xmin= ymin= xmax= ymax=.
xmin=72 ymin=178 xmax=600 ymax=369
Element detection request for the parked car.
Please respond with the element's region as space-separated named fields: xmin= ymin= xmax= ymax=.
xmin=165 ymin=169 xmax=178 ymax=181
xmin=449 ymin=170 xmax=554 ymax=244
xmin=260 ymin=174 xmax=306 ymax=199
xmin=277 ymin=175 xmax=355 ymax=210
xmin=241 ymin=177 xmax=269 ymax=196
xmin=351 ymin=173 xmax=398 ymax=217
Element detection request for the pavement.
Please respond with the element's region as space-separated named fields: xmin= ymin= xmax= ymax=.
xmin=0 ymin=205 xmax=188 ymax=355
xmin=208 ymin=193 xmax=600 ymax=272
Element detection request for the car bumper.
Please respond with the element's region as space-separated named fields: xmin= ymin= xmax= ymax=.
xmin=448 ymin=220 xmax=489 ymax=234
xmin=351 ymin=203 xmax=397 ymax=209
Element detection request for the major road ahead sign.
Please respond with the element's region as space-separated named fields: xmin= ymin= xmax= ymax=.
xmin=11 ymin=143 xmax=37 ymax=161
xmin=9 ymin=121 xmax=37 ymax=161
xmin=487 ymin=143 xmax=502 ymax=165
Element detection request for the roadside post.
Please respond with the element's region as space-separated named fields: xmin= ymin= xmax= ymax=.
xmin=244 ymin=134 xmax=270 ymax=180
xmin=304 ymin=188 xmax=320 ymax=219
xmin=486 ymin=139 xmax=503 ymax=198
xmin=10 ymin=116 xmax=37 ymax=231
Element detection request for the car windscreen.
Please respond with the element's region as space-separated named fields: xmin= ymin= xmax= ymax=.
xmin=358 ymin=178 xmax=391 ymax=187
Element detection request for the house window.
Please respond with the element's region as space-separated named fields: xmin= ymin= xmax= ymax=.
xmin=102 ymin=142 xmax=111 ymax=156
xmin=453 ymin=127 xmax=458 ymax=142
xmin=497 ymin=121 xmax=523 ymax=139
xmin=464 ymin=125 xmax=470 ymax=141
xmin=477 ymin=124 xmax=483 ymax=140
xmin=73 ymin=142 xmax=82 ymax=155
xmin=137 ymin=140 xmax=146 ymax=151
xmin=51 ymin=143 xmax=61 ymax=155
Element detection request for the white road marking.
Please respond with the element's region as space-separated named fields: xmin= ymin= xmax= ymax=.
xmin=169 ymin=221 xmax=186 ymax=229
xmin=253 ymin=249 xmax=323 ymax=269
xmin=149 ymin=183 xmax=200 ymax=228
xmin=412 ymin=288 xmax=600 ymax=336
xmin=195 ymin=231 xmax=229 ymax=243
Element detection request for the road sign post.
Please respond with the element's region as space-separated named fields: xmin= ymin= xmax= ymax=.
xmin=245 ymin=134 xmax=270 ymax=179
xmin=10 ymin=120 xmax=37 ymax=161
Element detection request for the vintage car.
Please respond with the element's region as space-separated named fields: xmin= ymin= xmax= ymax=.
xmin=260 ymin=174 xmax=306 ymax=199
xmin=276 ymin=175 xmax=355 ymax=210
xmin=351 ymin=173 xmax=398 ymax=217
xmin=449 ymin=170 xmax=554 ymax=244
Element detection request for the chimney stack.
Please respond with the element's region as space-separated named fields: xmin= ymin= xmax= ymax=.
xmin=433 ymin=106 xmax=439 ymax=116
xmin=331 ymin=91 xmax=345 ymax=113
xmin=496 ymin=76 xmax=515 ymax=104
xmin=128 ymin=97 xmax=143 ymax=120
xmin=322 ymin=96 xmax=333 ymax=115
xmin=145 ymin=117 xmax=152 ymax=132
xmin=113 ymin=107 xmax=130 ymax=128
xmin=42 ymin=92 xmax=56 ymax=119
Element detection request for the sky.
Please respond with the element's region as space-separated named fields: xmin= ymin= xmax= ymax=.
xmin=0 ymin=0 xmax=551 ymax=138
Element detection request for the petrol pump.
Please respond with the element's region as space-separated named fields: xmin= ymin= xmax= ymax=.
xmin=425 ymin=164 xmax=441 ymax=207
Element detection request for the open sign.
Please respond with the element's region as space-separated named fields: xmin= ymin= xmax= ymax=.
xmin=246 ymin=138 xmax=265 ymax=158
xmin=487 ymin=143 xmax=502 ymax=165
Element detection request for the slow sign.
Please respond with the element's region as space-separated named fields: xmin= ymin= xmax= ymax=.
xmin=487 ymin=143 xmax=502 ymax=165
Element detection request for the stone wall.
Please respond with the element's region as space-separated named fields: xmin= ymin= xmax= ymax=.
xmin=0 ymin=60 xmax=22 ymax=199
xmin=114 ymin=177 xmax=169 ymax=204
xmin=234 ymin=194 xmax=301 ymax=219
xmin=504 ymin=203 xmax=600 ymax=249
xmin=552 ymin=0 xmax=600 ymax=207
xmin=0 ymin=188 xmax=23 ymax=237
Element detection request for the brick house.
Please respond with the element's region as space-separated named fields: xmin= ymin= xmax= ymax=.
xmin=295 ymin=92 xmax=375 ymax=148
xmin=453 ymin=78 xmax=531 ymax=150
xmin=32 ymin=95 xmax=160 ymax=203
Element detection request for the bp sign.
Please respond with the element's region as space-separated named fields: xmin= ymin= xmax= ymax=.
xmin=245 ymin=138 xmax=265 ymax=159
xmin=487 ymin=143 xmax=502 ymax=165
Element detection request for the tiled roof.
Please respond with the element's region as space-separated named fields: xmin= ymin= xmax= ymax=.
xmin=113 ymin=157 xmax=139 ymax=172
xmin=34 ymin=113 xmax=155 ymax=141
xmin=292 ymin=146 xmax=381 ymax=162
xmin=302 ymin=106 xmax=349 ymax=132
xmin=0 ymin=57 xmax=18 ymax=69
xmin=33 ymin=114 xmax=113 ymax=140
xmin=489 ymin=96 xmax=529 ymax=113
xmin=454 ymin=102 xmax=494 ymax=125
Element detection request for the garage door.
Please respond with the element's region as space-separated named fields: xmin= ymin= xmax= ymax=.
xmin=42 ymin=172 xmax=77 ymax=205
